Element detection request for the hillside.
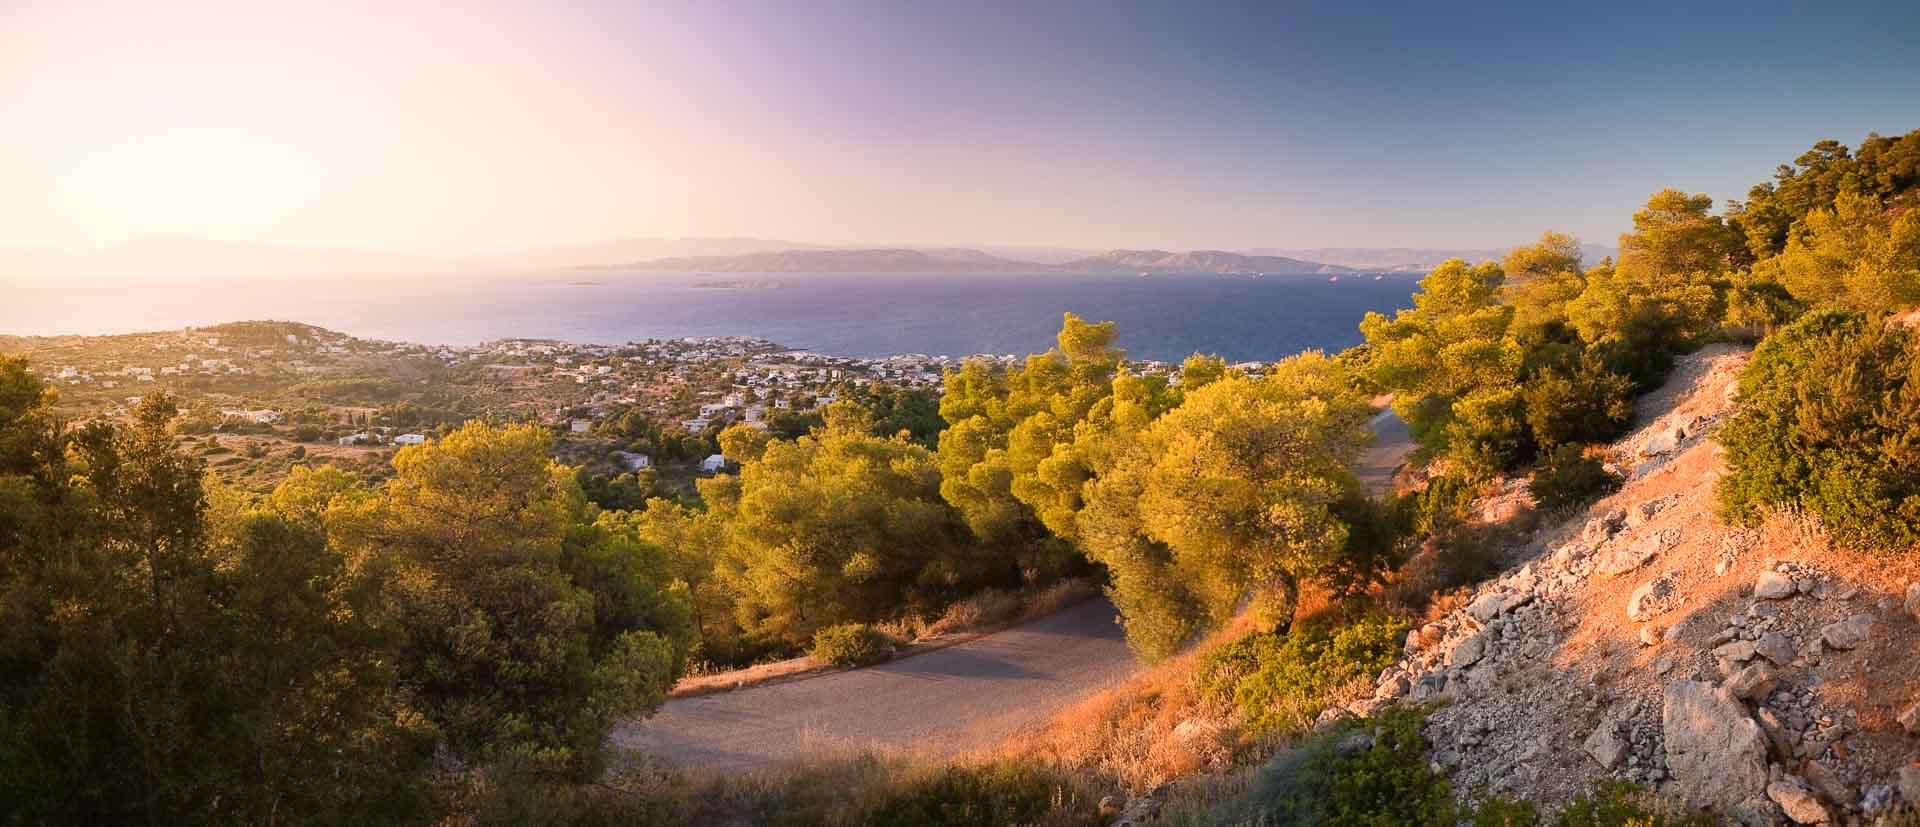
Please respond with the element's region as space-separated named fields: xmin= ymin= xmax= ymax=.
xmin=612 ymin=247 xmax=1050 ymax=273
xmin=1326 ymin=344 xmax=1920 ymax=823
xmin=1060 ymin=249 xmax=1353 ymax=275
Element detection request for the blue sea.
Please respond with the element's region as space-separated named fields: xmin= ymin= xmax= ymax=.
xmin=4 ymin=271 xmax=1419 ymax=363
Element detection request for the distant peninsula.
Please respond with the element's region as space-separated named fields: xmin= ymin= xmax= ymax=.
xmin=602 ymin=247 xmax=1358 ymax=275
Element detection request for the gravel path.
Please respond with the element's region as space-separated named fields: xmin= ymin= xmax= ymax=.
xmin=613 ymin=598 xmax=1138 ymax=770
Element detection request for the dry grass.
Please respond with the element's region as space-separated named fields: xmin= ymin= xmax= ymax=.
xmin=997 ymin=612 xmax=1261 ymax=794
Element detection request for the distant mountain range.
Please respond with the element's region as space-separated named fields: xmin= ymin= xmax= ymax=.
xmin=615 ymin=248 xmax=1043 ymax=274
xmin=1244 ymin=245 xmax=1618 ymax=272
xmin=1059 ymin=249 xmax=1353 ymax=275
xmin=0 ymin=235 xmax=1621 ymax=282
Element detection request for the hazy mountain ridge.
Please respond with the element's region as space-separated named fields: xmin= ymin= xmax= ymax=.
xmin=1245 ymin=244 xmax=1619 ymax=272
xmin=1061 ymin=249 xmax=1355 ymax=275
xmin=613 ymin=248 xmax=1049 ymax=274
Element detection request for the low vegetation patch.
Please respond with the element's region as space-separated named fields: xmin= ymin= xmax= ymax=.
xmin=811 ymin=623 xmax=895 ymax=667
xmin=1529 ymin=445 xmax=1623 ymax=513
xmin=1197 ymin=612 xmax=1409 ymax=736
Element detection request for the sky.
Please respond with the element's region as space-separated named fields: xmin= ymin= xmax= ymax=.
xmin=3 ymin=0 xmax=1918 ymax=256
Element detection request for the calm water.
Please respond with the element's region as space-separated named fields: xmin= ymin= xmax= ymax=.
xmin=3 ymin=271 xmax=1418 ymax=363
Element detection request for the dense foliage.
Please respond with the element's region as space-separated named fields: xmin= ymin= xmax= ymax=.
xmin=0 ymin=358 xmax=693 ymax=823
xmin=1197 ymin=613 xmax=1409 ymax=735
xmin=1717 ymin=311 xmax=1920 ymax=550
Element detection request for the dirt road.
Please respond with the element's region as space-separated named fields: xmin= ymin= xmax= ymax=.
xmin=616 ymin=412 xmax=1418 ymax=770
xmin=613 ymin=597 xmax=1136 ymax=770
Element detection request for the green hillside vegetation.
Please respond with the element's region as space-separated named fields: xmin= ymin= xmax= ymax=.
xmin=2 ymin=128 xmax=1917 ymax=824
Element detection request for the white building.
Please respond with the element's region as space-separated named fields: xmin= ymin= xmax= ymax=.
xmin=613 ymin=451 xmax=652 ymax=471
xmin=700 ymin=454 xmax=727 ymax=473
xmin=570 ymin=418 xmax=592 ymax=433
xmin=394 ymin=433 xmax=427 ymax=446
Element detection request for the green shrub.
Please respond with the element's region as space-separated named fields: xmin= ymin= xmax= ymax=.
xmin=1552 ymin=781 xmax=1714 ymax=827
xmin=1198 ymin=613 xmax=1408 ymax=736
xmin=812 ymin=623 xmax=894 ymax=667
xmin=1521 ymin=356 xmax=1635 ymax=451
xmin=1208 ymin=706 xmax=1454 ymax=826
xmin=1718 ymin=310 xmax=1920 ymax=550
xmin=841 ymin=760 xmax=1106 ymax=827
xmin=1529 ymin=445 xmax=1623 ymax=512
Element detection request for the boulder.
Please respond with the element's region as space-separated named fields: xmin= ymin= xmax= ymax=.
xmin=1754 ymin=571 xmax=1797 ymax=600
xmin=1725 ymin=663 xmax=1777 ymax=701
xmin=1582 ymin=509 xmax=1627 ymax=545
xmin=1584 ymin=719 xmax=1628 ymax=770
xmin=1766 ymin=775 xmax=1831 ymax=825
xmin=1663 ymin=680 xmax=1769 ymax=815
xmin=1755 ymin=631 xmax=1796 ymax=666
xmin=1713 ymin=640 xmax=1758 ymax=663
xmin=1628 ymin=578 xmax=1675 ymax=621
xmin=1906 ymin=582 xmax=1920 ymax=622
xmin=1642 ymin=428 xmax=1681 ymax=457
xmin=1820 ymin=614 xmax=1875 ymax=651
xmin=1448 ymin=632 xmax=1486 ymax=668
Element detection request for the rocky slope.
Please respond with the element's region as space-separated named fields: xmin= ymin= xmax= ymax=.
xmin=1344 ymin=344 xmax=1920 ymax=825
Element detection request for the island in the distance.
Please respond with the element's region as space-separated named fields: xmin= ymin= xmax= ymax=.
xmin=602 ymin=247 xmax=1359 ymax=276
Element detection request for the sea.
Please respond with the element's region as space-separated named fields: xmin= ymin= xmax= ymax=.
xmin=3 ymin=271 xmax=1419 ymax=364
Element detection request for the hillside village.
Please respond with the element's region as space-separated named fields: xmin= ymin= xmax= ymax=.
xmin=0 ymin=320 xmax=1005 ymax=490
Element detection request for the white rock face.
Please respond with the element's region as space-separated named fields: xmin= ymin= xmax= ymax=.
xmin=1662 ymin=680 xmax=1769 ymax=816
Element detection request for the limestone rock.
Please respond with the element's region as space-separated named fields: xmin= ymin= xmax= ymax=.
xmin=1628 ymin=578 xmax=1675 ymax=622
xmin=1643 ymin=428 xmax=1681 ymax=457
xmin=1754 ymin=631 xmax=1796 ymax=667
xmin=1713 ymin=640 xmax=1757 ymax=663
xmin=1584 ymin=719 xmax=1627 ymax=769
xmin=1597 ymin=535 xmax=1661 ymax=577
xmin=1448 ymin=633 xmax=1486 ymax=668
xmin=1663 ymin=680 xmax=1769 ymax=815
xmin=1725 ymin=663 xmax=1777 ymax=701
xmin=1820 ymin=613 xmax=1874 ymax=651
xmin=1754 ymin=571 xmax=1797 ymax=600
xmin=1766 ymin=775 xmax=1831 ymax=825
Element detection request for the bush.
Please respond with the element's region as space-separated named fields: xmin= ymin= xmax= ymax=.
xmin=1521 ymin=356 xmax=1635 ymax=451
xmin=1197 ymin=613 xmax=1408 ymax=735
xmin=842 ymin=760 xmax=1107 ymax=827
xmin=1552 ymin=781 xmax=1714 ymax=827
xmin=1208 ymin=706 xmax=1455 ymax=826
xmin=1718 ymin=310 xmax=1920 ymax=550
xmin=1529 ymin=445 xmax=1623 ymax=512
xmin=812 ymin=623 xmax=895 ymax=667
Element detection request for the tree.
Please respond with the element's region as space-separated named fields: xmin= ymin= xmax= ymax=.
xmin=340 ymin=422 xmax=693 ymax=777
xmin=1077 ymin=353 xmax=1375 ymax=658
xmin=0 ymin=370 xmax=438 ymax=824
xmin=703 ymin=402 xmax=983 ymax=646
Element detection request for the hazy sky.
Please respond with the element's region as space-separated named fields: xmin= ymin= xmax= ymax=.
xmin=4 ymin=0 xmax=1918 ymax=255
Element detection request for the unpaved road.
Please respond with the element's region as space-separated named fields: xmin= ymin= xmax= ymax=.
xmin=617 ymin=412 xmax=1416 ymax=770
xmin=614 ymin=598 xmax=1137 ymax=770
